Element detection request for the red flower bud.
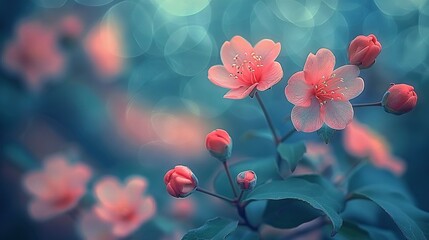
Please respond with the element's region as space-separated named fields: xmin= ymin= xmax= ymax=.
xmin=382 ymin=84 xmax=417 ymax=115
xmin=236 ymin=170 xmax=257 ymax=191
xmin=164 ymin=166 xmax=198 ymax=198
xmin=348 ymin=34 xmax=381 ymax=68
xmin=205 ymin=129 xmax=232 ymax=162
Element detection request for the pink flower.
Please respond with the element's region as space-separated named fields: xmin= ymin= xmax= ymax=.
xmin=285 ymin=48 xmax=364 ymax=132
xmin=348 ymin=34 xmax=382 ymax=68
xmin=170 ymin=198 xmax=195 ymax=219
xmin=343 ymin=120 xmax=406 ymax=175
xmin=23 ymin=155 xmax=91 ymax=220
xmin=2 ymin=21 xmax=64 ymax=90
xmin=294 ymin=142 xmax=338 ymax=178
xmin=58 ymin=15 xmax=83 ymax=39
xmin=205 ymin=129 xmax=232 ymax=161
xmin=236 ymin=170 xmax=257 ymax=190
xmin=164 ymin=165 xmax=198 ymax=198
xmin=382 ymin=84 xmax=417 ymax=115
xmin=208 ymin=36 xmax=283 ymax=99
xmin=94 ymin=176 xmax=156 ymax=238
xmin=79 ymin=209 xmax=116 ymax=240
xmin=84 ymin=23 xmax=123 ymax=79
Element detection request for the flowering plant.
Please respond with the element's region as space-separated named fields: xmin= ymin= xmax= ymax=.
xmin=164 ymin=35 xmax=426 ymax=240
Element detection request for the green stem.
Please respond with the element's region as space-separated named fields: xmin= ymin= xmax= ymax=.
xmin=279 ymin=128 xmax=297 ymax=143
xmin=223 ymin=162 xmax=238 ymax=198
xmin=255 ymin=92 xmax=279 ymax=144
xmin=352 ymin=102 xmax=382 ymax=108
xmin=196 ymin=188 xmax=235 ymax=203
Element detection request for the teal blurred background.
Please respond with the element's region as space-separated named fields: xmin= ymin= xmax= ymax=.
xmin=0 ymin=0 xmax=428 ymax=239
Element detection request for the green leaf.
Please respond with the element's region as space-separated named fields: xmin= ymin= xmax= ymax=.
xmin=245 ymin=175 xmax=344 ymax=235
xmin=263 ymin=199 xmax=323 ymax=229
xmin=347 ymin=164 xmax=411 ymax=200
xmin=334 ymin=222 xmax=372 ymax=240
xmin=182 ymin=217 xmax=238 ymax=240
xmin=213 ymin=158 xmax=279 ymax=198
xmin=317 ymin=124 xmax=336 ymax=144
xmin=349 ymin=186 xmax=429 ymax=240
xmin=277 ymin=142 xmax=306 ymax=173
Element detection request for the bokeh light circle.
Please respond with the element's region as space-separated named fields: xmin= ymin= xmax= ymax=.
xmin=154 ymin=0 xmax=211 ymax=16
xmin=102 ymin=0 xmax=153 ymax=58
xmin=32 ymin=0 xmax=66 ymax=8
xmin=74 ymin=0 xmax=114 ymax=6
xmin=164 ymin=26 xmax=213 ymax=76
xmin=363 ymin=11 xmax=398 ymax=48
xmin=181 ymin=72 xmax=232 ymax=119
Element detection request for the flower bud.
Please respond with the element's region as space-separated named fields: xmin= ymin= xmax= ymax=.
xmin=382 ymin=84 xmax=417 ymax=115
xmin=205 ymin=129 xmax=232 ymax=162
xmin=164 ymin=165 xmax=198 ymax=198
xmin=236 ymin=170 xmax=257 ymax=191
xmin=348 ymin=34 xmax=381 ymax=68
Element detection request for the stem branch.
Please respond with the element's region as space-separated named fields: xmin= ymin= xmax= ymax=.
xmin=352 ymin=101 xmax=382 ymax=108
xmin=255 ymin=92 xmax=279 ymax=144
xmin=223 ymin=162 xmax=238 ymax=198
xmin=196 ymin=188 xmax=235 ymax=203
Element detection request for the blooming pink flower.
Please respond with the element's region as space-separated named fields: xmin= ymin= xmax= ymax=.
xmin=343 ymin=120 xmax=406 ymax=175
xmin=23 ymin=155 xmax=91 ymax=220
xmin=79 ymin=209 xmax=116 ymax=240
xmin=205 ymin=129 xmax=232 ymax=161
xmin=208 ymin=36 xmax=283 ymax=99
xmin=348 ymin=34 xmax=382 ymax=68
xmin=94 ymin=176 xmax=156 ymax=238
xmin=164 ymin=165 xmax=198 ymax=198
xmin=382 ymin=84 xmax=417 ymax=115
xmin=2 ymin=21 xmax=64 ymax=90
xmin=285 ymin=48 xmax=364 ymax=132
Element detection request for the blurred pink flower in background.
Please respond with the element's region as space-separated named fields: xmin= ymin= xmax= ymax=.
xmin=23 ymin=155 xmax=91 ymax=220
xmin=152 ymin=112 xmax=208 ymax=157
xmin=208 ymin=36 xmax=283 ymax=99
xmin=2 ymin=21 xmax=64 ymax=90
xmin=84 ymin=23 xmax=123 ymax=79
xmin=94 ymin=176 xmax=156 ymax=237
xmin=108 ymin=93 xmax=155 ymax=147
xmin=58 ymin=15 xmax=83 ymax=39
xmin=79 ymin=209 xmax=116 ymax=240
xmin=169 ymin=198 xmax=195 ymax=219
xmin=285 ymin=48 xmax=364 ymax=132
xmin=343 ymin=120 xmax=406 ymax=175
xmin=294 ymin=142 xmax=337 ymax=177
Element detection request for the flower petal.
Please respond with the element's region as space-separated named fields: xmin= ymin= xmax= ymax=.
xmin=291 ymin=98 xmax=323 ymax=132
xmin=224 ymin=83 xmax=258 ymax=99
xmin=125 ymin=176 xmax=147 ymax=204
xmin=254 ymin=39 xmax=281 ymax=66
xmin=332 ymin=65 xmax=364 ymax=100
xmin=304 ymin=48 xmax=335 ymax=85
xmin=29 ymin=199 xmax=76 ymax=220
xmin=220 ymin=36 xmax=254 ymax=73
xmin=208 ymin=65 xmax=242 ymax=89
xmin=285 ymin=71 xmax=313 ymax=107
xmin=95 ymin=177 xmax=123 ymax=209
xmin=322 ymin=101 xmax=353 ymax=130
xmin=257 ymin=62 xmax=283 ymax=91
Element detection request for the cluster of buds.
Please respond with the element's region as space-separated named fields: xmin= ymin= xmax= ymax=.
xmin=348 ymin=34 xmax=417 ymax=115
xmin=164 ymin=129 xmax=258 ymax=199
